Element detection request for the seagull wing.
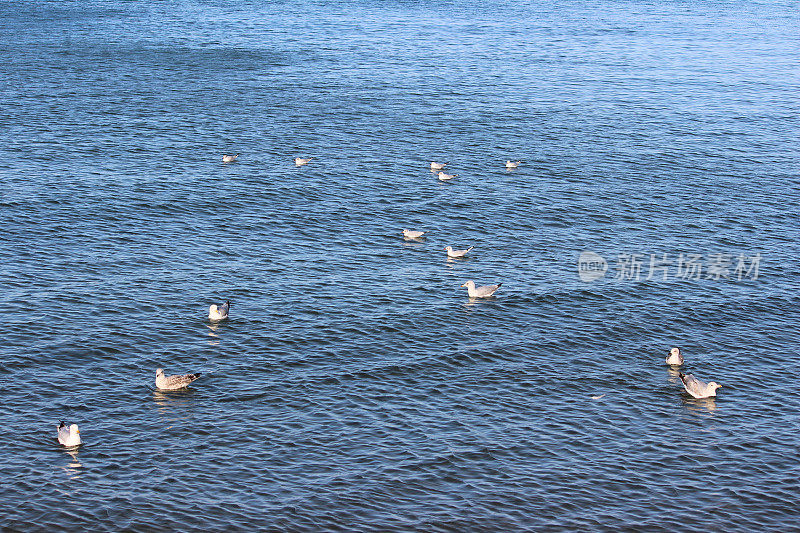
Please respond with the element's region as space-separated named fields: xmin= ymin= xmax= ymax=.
xmin=679 ymin=373 xmax=706 ymax=398
xmin=161 ymin=372 xmax=201 ymax=390
xmin=475 ymin=283 xmax=501 ymax=297
xmin=58 ymin=424 xmax=71 ymax=444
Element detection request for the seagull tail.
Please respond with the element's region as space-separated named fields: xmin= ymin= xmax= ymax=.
xmin=190 ymin=373 xmax=201 ymax=381
xmin=679 ymin=372 xmax=686 ymax=383
xmin=496 ymin=283 xmax=503 ymax=288
xmin=467 ymin=246 xmax=474 ymax=252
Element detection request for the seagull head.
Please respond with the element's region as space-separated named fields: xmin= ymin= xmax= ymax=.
xmin=444 ymin=246 xmax=452 ymax=252
xmin=709 ymin=382 xmax=722 ymax=391
xmin=70 ymin=424 xmax=80 ymax=434
xmin=669 ymin=347 xmax=681 ymax=357
xmin=460 ymin=280 xmax=474 ymax=288
xmin=156 ymin=368 xmax=164 ymax=377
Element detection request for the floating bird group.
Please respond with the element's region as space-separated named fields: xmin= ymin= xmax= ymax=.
xmin=150 ymin=299 xmax=228 ymax=394
xmin=57 ymin=299 xmax=228 ymax=446
xmin=665 ymin=347 xmax=722 ymax=399
xmin=403 ymin=232 xmax=498 ymax=297
xmin=404 ymin=160 xmax=518 ymax=297
xmin=56 ymin=154 xmax=724 ymax=448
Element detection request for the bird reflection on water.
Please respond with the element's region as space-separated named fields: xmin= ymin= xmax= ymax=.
xmin=152 ymin=389 xmax=198 ymax=426
xmin=207 ymin=323 xmax=223 ymax=346
xmin=682 ymin=396 xmax=718 ymax=414
xmin=666 ymin=366 xmax=682 ymax=383
xmin=61 ymin=448 xmax=83 ymax=481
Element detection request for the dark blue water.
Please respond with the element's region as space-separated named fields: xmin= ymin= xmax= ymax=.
xmin=2 ymin=1 xmax=799 ymax=530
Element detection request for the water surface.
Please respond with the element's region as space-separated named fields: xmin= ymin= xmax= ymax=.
xmin=1 ymin=0 xmax=799 ymax=530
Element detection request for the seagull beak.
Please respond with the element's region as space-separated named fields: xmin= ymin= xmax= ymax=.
xmin=460 ymin=283 xmax=466 ymax=287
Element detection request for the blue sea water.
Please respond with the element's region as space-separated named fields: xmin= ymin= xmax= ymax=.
xmin=1 ymin=0 xmax=799 ymax=530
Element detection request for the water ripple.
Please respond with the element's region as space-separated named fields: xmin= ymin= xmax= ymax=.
xmin=2 ymin=0 xmax=799 ymax=530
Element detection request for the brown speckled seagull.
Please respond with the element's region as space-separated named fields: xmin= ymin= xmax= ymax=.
xmin=155 ymin=368 xmax=201 ymax=391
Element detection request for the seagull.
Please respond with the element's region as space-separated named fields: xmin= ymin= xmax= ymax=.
xmin=294 ymin=157 xmax=313 ymax=166
xmin=666 ymin=347 xmax=684 ymax=366
xmin=679 ymin=372 xmax=721 ymax=399
xmin=208 ymin=300 xmax=230 ymax=321
xmin=461 ymin=280 xmax=502 ymax=298
xmin=438 ymin=172 xmax=457 ymax=181
xmin=430 ymin=161 xmax=447 ymax=170
xmin=403 ymin=229 xmax=426 ymax=239
xmin=222 ymin=153 xmax=239 ymax=163
xmin=156 ymin=368 xmax=201 ymax=391
xmin=505 ymin=160 xmax=521 ymax=169
xmin=444 ymin=245 xmax=473 ymax=258
xmin=57 ymin=421 xmax=81 ymax=447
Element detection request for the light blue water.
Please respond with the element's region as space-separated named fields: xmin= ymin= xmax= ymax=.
xmin=1 ymin=1 xmax=799 ymax=530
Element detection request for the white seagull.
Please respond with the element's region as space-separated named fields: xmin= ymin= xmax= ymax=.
xmin=438 ymin=172 xmax=457 ymax=181
xmin=156 ymin=368 xmax=201 ymax=391
xmin=222 ymin=153 xmax=239 ymax=163
xmin=430 ymin=161 xmax=447 ymax=170
xmin=403 ymin=229 xmax=426 ymax=239
xmin=445 ymin=245 xmax=473 ymax=258
xmin=209 ymin=300 xmax=230 ymax=321
xmin=679 ymin=372 xmax=722 ymax=399
xmin=505 ymin=160 xmax=521 ymax=169
xmin=57 ymin=421 xmax=81 ymax=447
xmin=461 ymin=280 xmax=502 ymax=298
xmin=666 ymin=347 xmax=684 ymax=366
xmin=295 ymin=157 xmax=313 ymax=166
